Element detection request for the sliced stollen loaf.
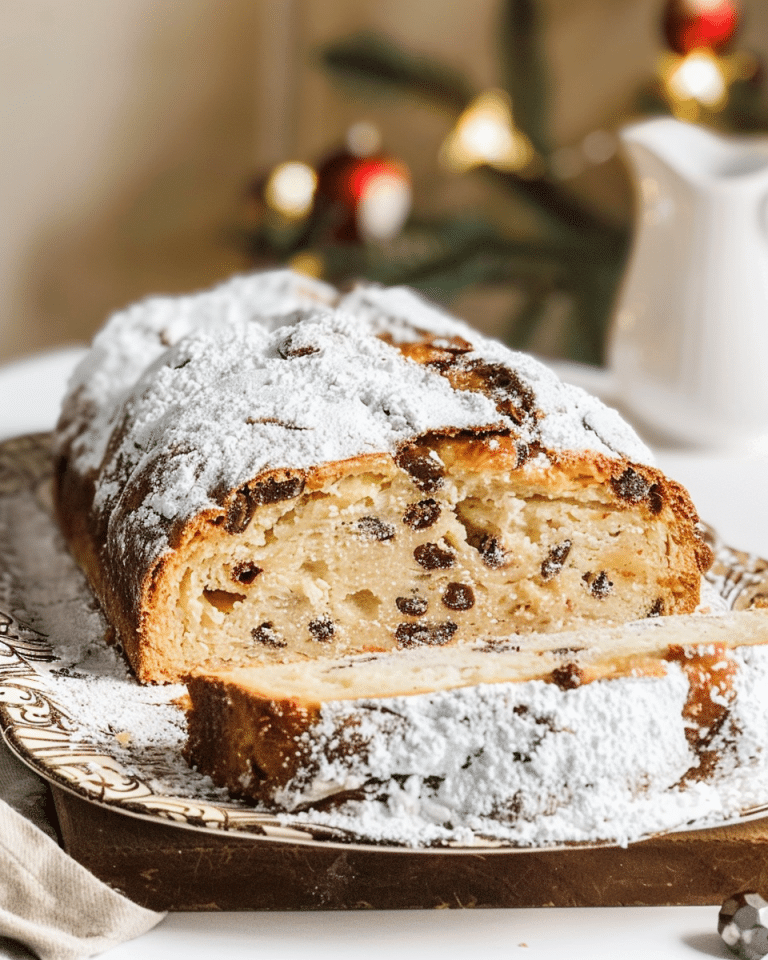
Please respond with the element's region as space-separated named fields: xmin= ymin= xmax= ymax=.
xmin=53 ymin=271 xmax=712 ymax=683
xmin=184 ymin=609 xmax=768 ymax=846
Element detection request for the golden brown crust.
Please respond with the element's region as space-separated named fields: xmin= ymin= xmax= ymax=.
xmin=184 ymin=673 xmax=318 ymax=793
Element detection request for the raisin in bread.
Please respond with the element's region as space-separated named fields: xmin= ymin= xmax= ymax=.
xmin=184 ymin=609 xmax=768 ymax=846
xmin=53 ymin=270 xmax=712 ymax=683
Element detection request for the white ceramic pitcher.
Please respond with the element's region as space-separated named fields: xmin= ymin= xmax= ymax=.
xmin=607 ymin=116 xmax=768 ymax=448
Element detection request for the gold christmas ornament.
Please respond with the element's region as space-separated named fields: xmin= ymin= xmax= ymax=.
xmin=439 ymin=89 xmax=535 ymax=174
xmin=657 ymin=48 xmax=758 ymax=121
xmin=264 ymin=162 xmax=318 ymax=219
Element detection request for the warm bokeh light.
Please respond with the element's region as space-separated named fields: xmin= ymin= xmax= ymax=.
xmin=439 ymin=89 xmax=535 ymax=174
xmin=288 ymin=251 xmax=325 ymax=278
xmin=264 ymin=161 xmax=318 ymax=218
xmin=658 ymin=45 xmax=758 ymax=121
xmin=346 ymin=121 xmax=383 ymax=158
xmin=667 ymin=49 xmax=728 ymax=106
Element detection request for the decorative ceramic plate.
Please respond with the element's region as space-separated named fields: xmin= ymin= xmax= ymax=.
xmin=2 ymin=433 xmax=768 ymax=852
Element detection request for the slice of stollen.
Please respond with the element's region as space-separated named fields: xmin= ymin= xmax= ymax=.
xmin=183 ymin=608 xmax=768 ymax=847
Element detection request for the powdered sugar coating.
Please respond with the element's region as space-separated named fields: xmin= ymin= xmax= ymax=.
xmin=275 ymin=668 xmax=695 ymax=842
xmin=56 ymin=270 xmax=338 ymax=473
xmin=58 ymin=271 xmax=652 ymax=475
xmin=265 ymin=646 xmax=768 ymax=847
xmin=708 ymin=645 xmax=768 ymax=776
xmin=55 ymin=271 xmax=653 ymax=591
xmin=91 ymin=310 xmax=501 ymax=521
xmin=337 ymin=283 xmax=653 ymax=464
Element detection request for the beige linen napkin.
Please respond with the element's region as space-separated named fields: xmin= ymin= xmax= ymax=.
xmin=0 ymin=740 xmax=164 ymax=960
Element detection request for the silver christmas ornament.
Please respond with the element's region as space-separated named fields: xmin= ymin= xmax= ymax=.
xmin=719 ymin=892 xmax=768 ymax=960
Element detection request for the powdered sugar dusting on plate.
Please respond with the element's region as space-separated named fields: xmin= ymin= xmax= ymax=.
xmin=0 ymin=481 xmax=236 ymax=802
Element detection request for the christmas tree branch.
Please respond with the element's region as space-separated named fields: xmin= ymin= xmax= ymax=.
xmin=497 ymin=0 xmax=551 ymax=156
xmin=318 ymin=32 xmax=474 ymax=113
xmin=481 ymin=167 xmax=627 ymax=241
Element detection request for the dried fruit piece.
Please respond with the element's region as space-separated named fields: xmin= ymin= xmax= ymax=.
xmin=255 ymin=475 xmax=305 ymax=505
xmin=402 ymin=498 xmax=441 ymax=530
xmin=395 ymin=620 xmax=458 ymax=648
xmin=443 ymin=358 xmax=537 ymax=426
xmin=277 ymin=333 xmax=319 ymax=359
xmin=540 ymin=540 xmax=572 ymax=581
xmin=395 ymin=595 xmax=429 ymax=616
xmin=231 ymin=561 xmax=263 ymax=585
xmin=478 ymin=535 xmax=506 ymax=568
xmin=225 ymin=489 xmax=257 ymax=535
xmin=551 ymin=662 xmax=583 ymax=690
xmin=648 ymin=485 xmax=664 ymax=515
xmin=225 ymin=474 xmax=305 ymax=534
xmin=356 ymin=516 xmax=395 ymax=541
xmin=308 ymin=616 xmax=335 ymax=642
xmin=610 ymin=467 xmax=664 ymax=515
xmin=442 ymin=582 xmax=475 ymax=610
xmin=583 ymin=571 xmax=614 ymax=599
xmin=647 ymin=598 xmax=665 ymax=618
xmin=611 ymin=467 xmax=652 ymax=503
xmin=414 ymin=542 xmax=456 ymax=570
xmin=251 ymin=622 xmax=286 ymax=648
xmin=515 ymin=441 xmax=531 ymax=466
xmin=396 ymin=446 xmax=444 ymax=492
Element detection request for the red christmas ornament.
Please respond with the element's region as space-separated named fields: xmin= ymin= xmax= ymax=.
xmin=316 ymin=147 xmax=411 ymax=244
xmin=663 ymin=0 xmax=739 ymax=55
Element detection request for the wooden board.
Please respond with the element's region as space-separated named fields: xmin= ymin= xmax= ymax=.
xmin=52 ymin=785 xmax=768 ymax=911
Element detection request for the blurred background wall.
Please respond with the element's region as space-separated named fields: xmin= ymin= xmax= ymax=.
xmin=1 ymin=0 xmax=766 ymax=363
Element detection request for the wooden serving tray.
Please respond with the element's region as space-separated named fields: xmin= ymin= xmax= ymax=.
xmin=52 ymin=784 xmax=768 ymax=911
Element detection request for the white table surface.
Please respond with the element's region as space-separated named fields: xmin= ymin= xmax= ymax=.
xmin=1 ymin=347 xmax=760 ymax=960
